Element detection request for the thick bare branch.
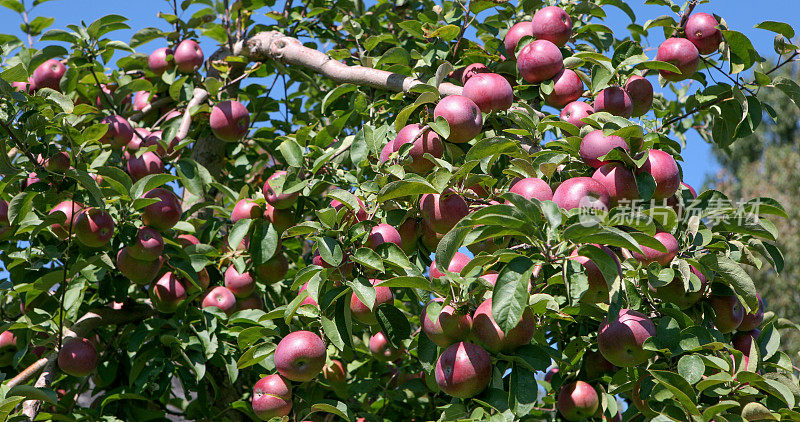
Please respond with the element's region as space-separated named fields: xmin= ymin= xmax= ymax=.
xmin=129 ymin=97 xmax=173 ymax=122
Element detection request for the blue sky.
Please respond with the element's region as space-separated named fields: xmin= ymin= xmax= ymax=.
xmin=1 ymin=0 xmax=798 ymax=189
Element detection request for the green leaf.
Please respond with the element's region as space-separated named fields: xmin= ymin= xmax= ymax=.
xmin=130 ymin=173 xmax=178 ymax=199
xmin=677 ymin=355 xmax=705 ymax=385
xmin=649 ymin=369 xmax=700 ymax=413
xmin=633 ymin=60 xmax=682 ymax=74
xmin=376 ymin=304 xmax=411 ymax=348
xmin=228 ymin=219 xmax=252 ymax=251
xmin=176 ymin=159 xmax=213 ymax=196
xmin=309 ymin=401 xmax=353 ymax=422
xmin=492 ymin=256 xmax=537 ymax=334
xmin=376 ymin=276 xmax=431 ymax=290
xmin=352 ymin=247 xmax=384 ymax=272
xmin=321 ymin=84 xmax=356 ymax=114
xmin=427 ymin=24 xmax=460 ymax=41
xmin=278 ymin=139 xmax=303 ymax=168
xmin=7 ymin=385 xmax=57 ymax=405
xmin=249 ymin=221 xmax=279 ymax=265
xmin=700 ymin=254 xmax=758 ymax=311
xmin=722 ymin=30 xmax=761 ymax=74
xmin=429 ymin=115 xmax=450 ymax=140
xmin=773 ymin=77 xmax=800 ymax=113
xmin=754 ymin=21 xmax=795 ymax=39
xmin=316 ymin=236 xmax=343 ymax=266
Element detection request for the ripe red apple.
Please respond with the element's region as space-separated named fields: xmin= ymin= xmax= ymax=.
xmin=39 ymin=151 xmax=70 ymax=173
xmin=117 ymin=247 xmax=162 ymax=285
xmin=0 ymin=332 xmax=18 ymax=366
xmin=132 ymin=91 xmax=153 ymax=111
xmin=583 ymin=349 xmax=617 ymax=380
xmin=264 ymin=203 xmax=295 ymax=233
xmin=624 ymin=75 xmax=653 ymax=117
xmin=58 ymin=337 xmax=98 ymax=377
xmin=201 ymin=286 xmax=237 ymax=315
xmin=462 ymin=73 xmax=514 ymax=113
xmin=254 ymin=253 xmax=289 ymax=284
xmin=460 ymin=63 xmax=489 ymax=84
xmin=299 ymin=282 xmax=318 ymax=307
xmin=435 ymin=342 xmax=491 ymax=398
xmin=579 ymin=130 xmax=630 ymax=168
xmin=560 ymin=101 xmax=594 ymax=127
xmin=630 ymin=231 xmax=679 ymax=266
xmin=593 ymin=87 xmax=633 ymax=118
xmin=553 ymin=177 xmax=611 ymax=211
xmin=263 ymin=171 xmax=299 ymax=209
xmin=236 ymin=293 xmax=263 ymax=311
xmin=11 ymin=80 xmax=34 ymax=93
xmin=185 ymin=268 xmax=211 ymax=294
xmin=420 ymin=219 xmax=444 ymax=251
xmin=367 ymin=223 xmax=402 ymax=249
xmin=504 ymin=21 xmax=534 ymax=60
xmin=173 ymin=39 xmax=204 ymax=74
xmin=420 ymin=190 xmax=470 ymax=234
xmin=224 ymin=266 xmax=256 ymax=298
xmin=369 ymin=332 xmax=403 ymax=361
xmin=479 ymin=271 xmax=499 ymax=285
xmin=685 ymin=13 xmax=722 ymax=55
xmin=274 ymin=330 xmax=327 ymax=382
xmin=544 ymin=69 xmax=583 ymax=108
xmin=591 ymin=163 xmax=639 ymax=205
xmin=392 ymin=124 xmax=444 ymax=174
xmin=739 ymin=294 xmax=765 ymax=331
xmin=74 ymin=208 xmax=115 ymax=247
xmin=709 ymin=294 xmax=744 ymax=333
xmin=422 ymin=301 xmax=472 ymax=347
xmin=151 ymin=272 xmax=187 ymax=313
xmin=148 ymin=47 xmax=173 ymax=75
xmin=50 ymin=200 xmax=84 ymax=239
xmin=141 ymin=130 xmax=179 ymax=158
xmin=396 ymin=218 xmax=419 ymax=255
xmin=126 ymin=151 xmax=164 ymax=181
xmin=128 ymin=226 xmax=164 ymax=261
xmin=429 ymin=251 xmax=472 ymax=280
xmin=637 ymin=149 xmax=680 ymax=200
xmin=433 ymin=95 xmax=483 ymax=144
xmin=231 ymin=199 xmax=263 ymax=223
xmin=472 ymin=298 xmax=535 ymax=352
xmin=331 ymin=196 xmax=368 ymax=223
xmin=655 ymin=37 xmax=699 ymax=82
xmin=350 ymin=280 xmax=394 ymax=325
xmin=312 ymin=252 xmax=352 ymax=281
xmin=531 ymin=6 xmax=572 ymax=47
xmin=176 ymin=233 xmax=200 ymax=247
xmin=379 ymin=141 xmax=394 ymax=163
xmin=557 ymin=381 xmax=599 ymax=421
xmin=517 ymin=39 xmax=563 ymax=83
xmin=509 ymin=177 xmax=554 ymax=201
xmin=100 ymin=115 xmax=134 ymax=149
xmin=649 ymin=265 xmax=706 ymax=309
xmin=732 ymin=329 xmax=760 ymax=355
xmin=142 ymin=188 xmax=182 ymax=231
xmin=569 ymin=245 xmax=621 ymax=303
xmin=32 ymin=59 xmax=66 ymax=91
xmin=597 ymin=309 xmax=656 ymax=367
xmin=252 ymin=374 xmax=292 ymax=420
xmin=323 ymin=360 xmax=346 ymax=383
xmin=210 ymin=100 xmax=250 ymax=142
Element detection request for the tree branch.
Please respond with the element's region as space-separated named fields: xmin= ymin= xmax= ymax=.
xmin=129 ymin=97 xmax=173 ymax=122
xmin=642 ymin=0 xmax=698 ymax=77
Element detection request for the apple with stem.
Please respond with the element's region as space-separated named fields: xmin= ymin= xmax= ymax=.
xmin=434 ymin=342 xmax=491 ymax=398
xmin=274 ymin=330 xmax=327 ymax=382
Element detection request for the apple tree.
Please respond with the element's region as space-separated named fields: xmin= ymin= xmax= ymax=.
xmin=0 ymin=0 xmax=799 ymax=420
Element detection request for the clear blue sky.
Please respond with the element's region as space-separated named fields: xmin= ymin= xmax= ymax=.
xmin=1 ymin=0 xmax=798 ymax=189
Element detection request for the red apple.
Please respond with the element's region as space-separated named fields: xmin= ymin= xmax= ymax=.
xmin=685 ymin=13 xmax=722 ymax=55
xmin=39 ymin=151 xmax=70 ymax=173
xmin=397 ymin=218 xmax=419 ymax=255
xmin=504 ymin=21 xmax=534 ymax=60
xmin=236 ymin=293 xmax=263 ymax=311
xmin=126 ymin=151 xmax=164 ymax=181
xmin=591 ymin=163 xmax=639 ymax=205
xmin=323 ymin=360 xmax=346 ymax=383
xmin=151 ymin=272 xmax=187 ymax=313
xmin=379 ymin=141 xmax=394 ymax=163
xmin=32 ymin=59 xmax=66 ymax=91
xmin=637 ymin=149 xmax=680 ymax=200
xmin=460 ymin=63 xmax=489 ymax=84
xmin=630 ymin=231 xmax=679 ymax=266
xmin=509 ymin=177 xmax=554 ymax=201
xmin=569 ymin=245 xmax=621 ymax=303
xmin=264 ymin=203 xmax=295 ymax=233
xmin=422 ymin=300 xmax=472 ymax=347
xmin=462 ymin=73 xmax=513 ymax=113
xmin=117 ymin=247 xmax=162 ymax=285
xmin=142 ymin=188 xmax=182 ymax=231
xmin=392 ymin=124 xmax=444 ymax=174
xmin=128 ymin=226 xmax=164 ymax=261
xmin=173 ymin=39 xmax=204 ymax=73
xmin=210 ymin=100 xmax=250 ymax=142
xmin=709 ymin=294 xmax=744 ymax=333
xmin=433 ymin=95 xmax=483 ymax=144
xmin=254 ymin=253 xmax=289 ymax=284
xmin=369 ymin=332 xmax=403 ymax=361
xmin=732 ymin=329 xmax=760 ymax=355
xmin=331 ymin=196 xmax=367 ymax=223
xmin=624 ymin=75 xmax=653 ymax=117
xmin=479 ymin=271 xmax=499 ymax=286
xmin=350 ymin=279 xmax=394 ymax=325
xmin=74 ymin=208 xmax=115 ymax=247
xmin=553 ymin=177 xmax=611 ymax=211
xmin=185 ymin=268 xmax=211 ymax=294
xmin=252 ymin=374 xmax=292 ymax=420
xmin=517 ymin=39 xmax=563 ymax=83
xmin=472 ymin=298 xmax=535 ymax=352
xmin=58 ymin=337 xmax=98 ymax=377
xmin=231 ymin=199 xmax=263 ymax=223
xmin=50 ymin=200 xmax=84 ymax=239
xmin=435 ymin=342 xmax=491 ymax=398
xmin=579 ymin=130 xmax=630 ymax=168
xmin=176 ymin=234 xmax=200 ymax=247
xmin=420 ymin=219 xmax=444 ymax=251
xmin=429 ymin=251 xmax=472 ymax=280
xmin=593 ymin=87 xmax=633 ymax=118
xmin=367 ymin=223 xmax=402 ymax=249
xmin=148 ymin=47 xmax=174 ymax=75
xmin=560 ymin=101 xmax=594 ymax=127
xmin=545 ymin=68 xmax=583 ymax=108
xmin=0 ymin=332 xmax=18 ymax=366
xmin=583 ymin=349 xmax=617 ymax=380
xmin=739 ymin=294 xmax=765 ymax=331
xmin=263 ymin=171 xmax=299 ymax=209
xmin=132 ymin=91 xmax=152 ymax=111
xmin=420 ymin=190 xmax=470 ymax=234
xmin=299 ymin=282 xmax=318 ymax=307
xmin=655 ymin=37 xmax=699 ymax=82
xmin=597 ymin=309 xmax=655 ymax=367
xmin=544 ymin=367 xmax=559 ymax=383
xmin=141 ymin=130 xmax=179 ymax=158
xmin=274 ymin=330 xmax=327 ymax=382
xmin=224 ymin=266 xmax=256 ymax=298
xmin=100 ymin=115 xmax=134 ymax=148
xmin=558 ymin=381 xmax=599 ymax=421
xmin=201 ymin=286 xmax=237 ymax=315
xmin=649 ymin=265 xmax=706 ymax=309
xmin=531 ymin=6 xmax=572 ymax=47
